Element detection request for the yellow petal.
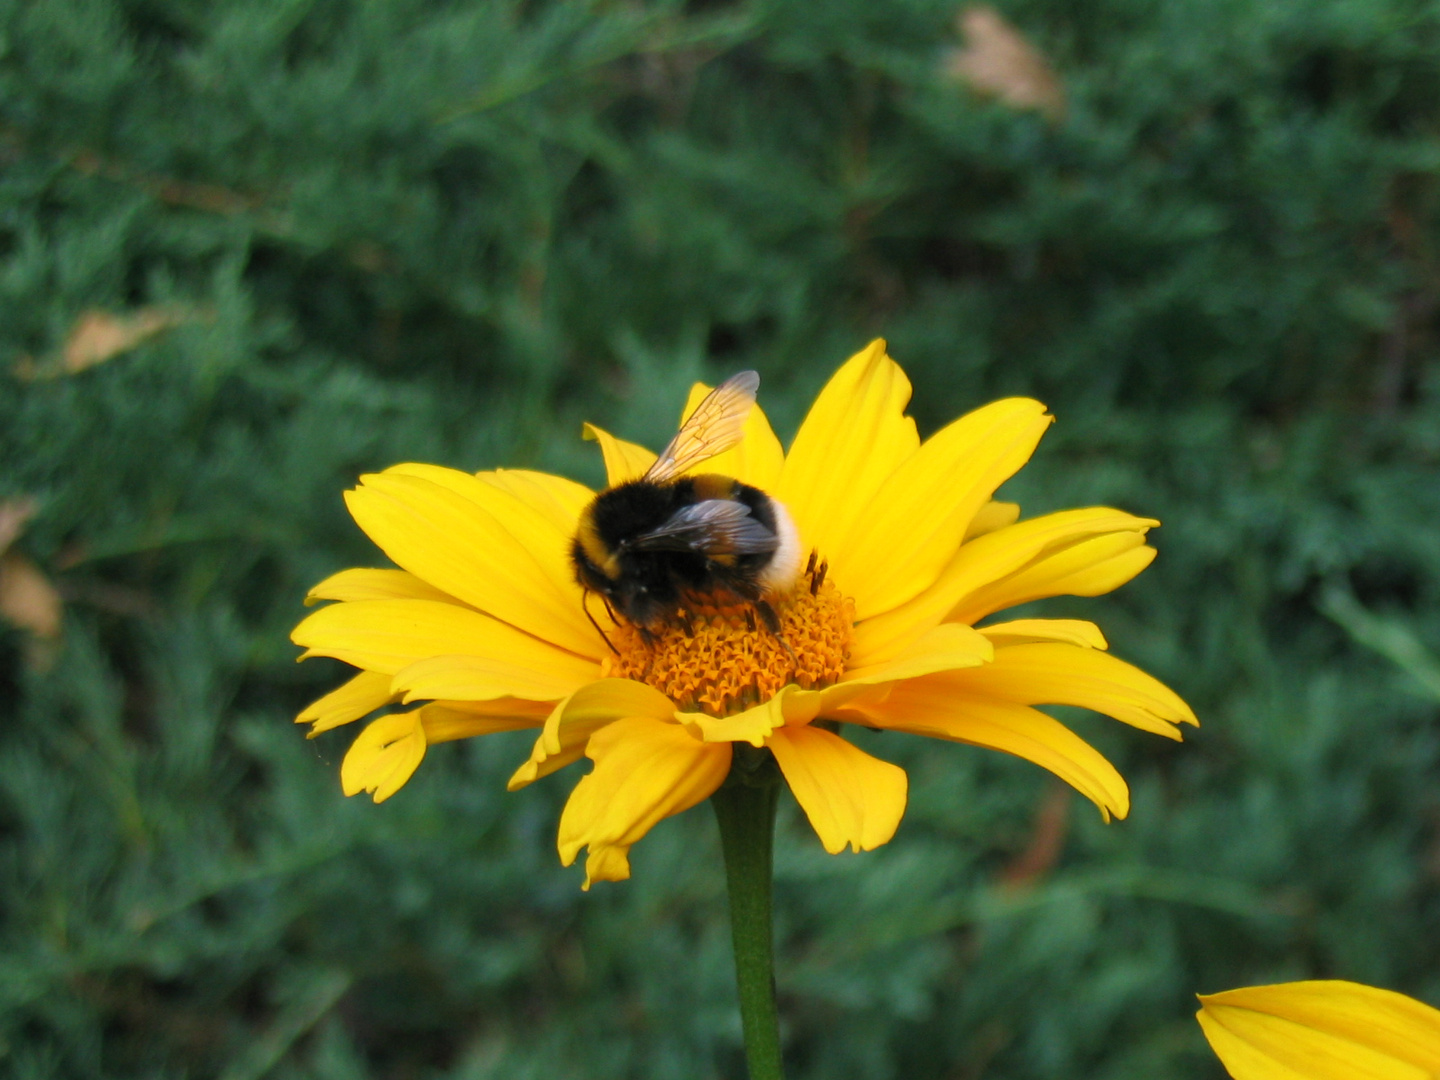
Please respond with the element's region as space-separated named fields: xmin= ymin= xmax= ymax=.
xmin=767 ymin=725 xmax=907 ymax=853
xmin=812 ymin=680 xmax=897 ymax=720
xmin=305 ymin=568 xmax=456 ymax=606
xmin=680 ymin=680 xmax=899 ymax=747
xmin=582 ymin=423 xmax=656 ymax=487
xmin=297 ymin=669 xmax=395 ymax=735
xmin=777 ymin=340 xmax=919 ymax=566
xmin=682 ymin=690 xmax=794 ymax=747
xmin=837 ymin=679 xmax=1128 ymax=820
xmin=575 ymin=844 xmax=634 ymax=888
xmin=965 ymin=500 xmax=1020 ymax=540
xmin=477 ymin=468 xmax=593 ymax=535
xmin=339 ymin=700 xmax=543 ymax=803
xmin=344 ymin=466 xmax=602 ymax=658
xmin=683 ymin=683 xmax=812 ymax=745
xmin=373 ymin=462 xmax=596 ymax=624
xmin=842 ymin=622 xmax=994 ymax=685
xmin=678 ymin=382 xmax=786 ymax=491
xmin=1197 ymin=980 xmax=1440 ymax=1080
xmin=558 ymin=716 xmax=731 ymax=888
xmin=508 ymin=678 xmax=676 ymax=789
xmin=434 ymin=696 xmax=553 ymax=720
xmin=292 ymin=598 xmax=597 ymax=688
xmin=946 ymin=643 xmax=1197 ymax=739
xmin=420 ymin=703 xmax=541 ymax=743
xmin=950 ymin=530 xmax=1157 ymax=626
xmin=391 ymin=654 xmax=583 ymax=703
xmin=340 ymin=710 xmax=427 ymax=802
xmin=852 ymin=507 xmax=1157 ymax=666
xmin=978 ymin=618 xmax=1108 ymax=649
xmin=840 ymin=398 xmax=1052 ymax=619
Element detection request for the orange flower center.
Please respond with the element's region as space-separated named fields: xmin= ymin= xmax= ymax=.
xmin=602 ymin=557 xmax=853 ymax=717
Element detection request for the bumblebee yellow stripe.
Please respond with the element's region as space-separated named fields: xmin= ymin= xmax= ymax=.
xmin=688 ymin=474 xmax=737 ymax=500
xmin=575 ymin=510 xmax=621 ymax=578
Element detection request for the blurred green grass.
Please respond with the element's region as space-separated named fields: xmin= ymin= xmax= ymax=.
xmin=2 ymin=0 xmax=1439 ymax=1077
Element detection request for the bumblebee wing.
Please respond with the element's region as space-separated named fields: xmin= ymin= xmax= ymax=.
xmin=642 ymin=370 xmax=759 ymax=483
xmin=628 ymin=499 xmax=778 ymax=556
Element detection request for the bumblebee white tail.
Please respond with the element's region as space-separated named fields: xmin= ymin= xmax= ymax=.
xmin=757 ymin=498 xmax=802 ymax=595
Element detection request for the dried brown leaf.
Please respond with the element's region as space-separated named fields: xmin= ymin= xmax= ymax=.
xmin=0 ymin=551 xmax=63 ymax=640
xmin=945 ymin=5 xmax=1065 ymax=121
xmin=64 ymin=308 xmax=179 ymax=373
xmin=0 ymin=498 xmax=64 ymax=667
xmin=0 ymin=497 xmax=38 ymax=554
xmin=14 ymin=306 xmax=196 ymax=381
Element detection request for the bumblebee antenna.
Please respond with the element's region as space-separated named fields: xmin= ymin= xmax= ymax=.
xmin=581 ymin=590 xmax=618 ymax=655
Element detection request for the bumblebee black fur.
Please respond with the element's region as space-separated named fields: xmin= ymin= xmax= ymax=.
xmin=572 ymin=474 xmax=791 ymax=632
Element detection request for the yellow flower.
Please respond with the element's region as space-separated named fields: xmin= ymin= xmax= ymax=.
xmin=292 ymin=340 xmax=1195 ymax=887
xmin=1197 ymin=980 xmax=1440 ymax=1079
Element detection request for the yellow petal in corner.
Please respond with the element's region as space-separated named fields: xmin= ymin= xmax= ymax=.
xmin=1197 ymin=980 xmax=1440 ymax=1080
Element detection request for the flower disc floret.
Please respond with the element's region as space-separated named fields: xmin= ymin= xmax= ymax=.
xmin=604 ymin=566 xmax=853 ymax=717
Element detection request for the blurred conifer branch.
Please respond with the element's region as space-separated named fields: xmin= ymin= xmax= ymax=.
xmin=433 ymin=7 xmax=761 ymax=124
xmin=1319 ymin=582 xmax=1440 ymax=702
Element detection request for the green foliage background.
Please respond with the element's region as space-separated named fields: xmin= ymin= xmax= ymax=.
xmin=3 ymin=0 xmax=1440 ymax=1076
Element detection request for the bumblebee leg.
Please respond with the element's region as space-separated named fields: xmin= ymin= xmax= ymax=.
xmin=776 ymin=635 xmax=797 ymax=668
xmin=754 ymin=599 xmax=798 ymax=670
xmin=810 ymin=558 xmax=828 ymax=595
xmin=600 ymin=595 xmax=620 ymax=626
xmin=582 ymin=591 xmax=618 ymax=655
xmin=637 ymin=625 xmax=657 ymax=678
xmin=679 ymin=607 xmax=696 ymax=637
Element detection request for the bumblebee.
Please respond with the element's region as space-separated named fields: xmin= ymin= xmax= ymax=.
xmin=571 ymin=371 xmax=801 ymax=644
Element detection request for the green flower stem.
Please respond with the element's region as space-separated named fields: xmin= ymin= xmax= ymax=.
xmin=712 ymin=768 xmax=784 ymax=1080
